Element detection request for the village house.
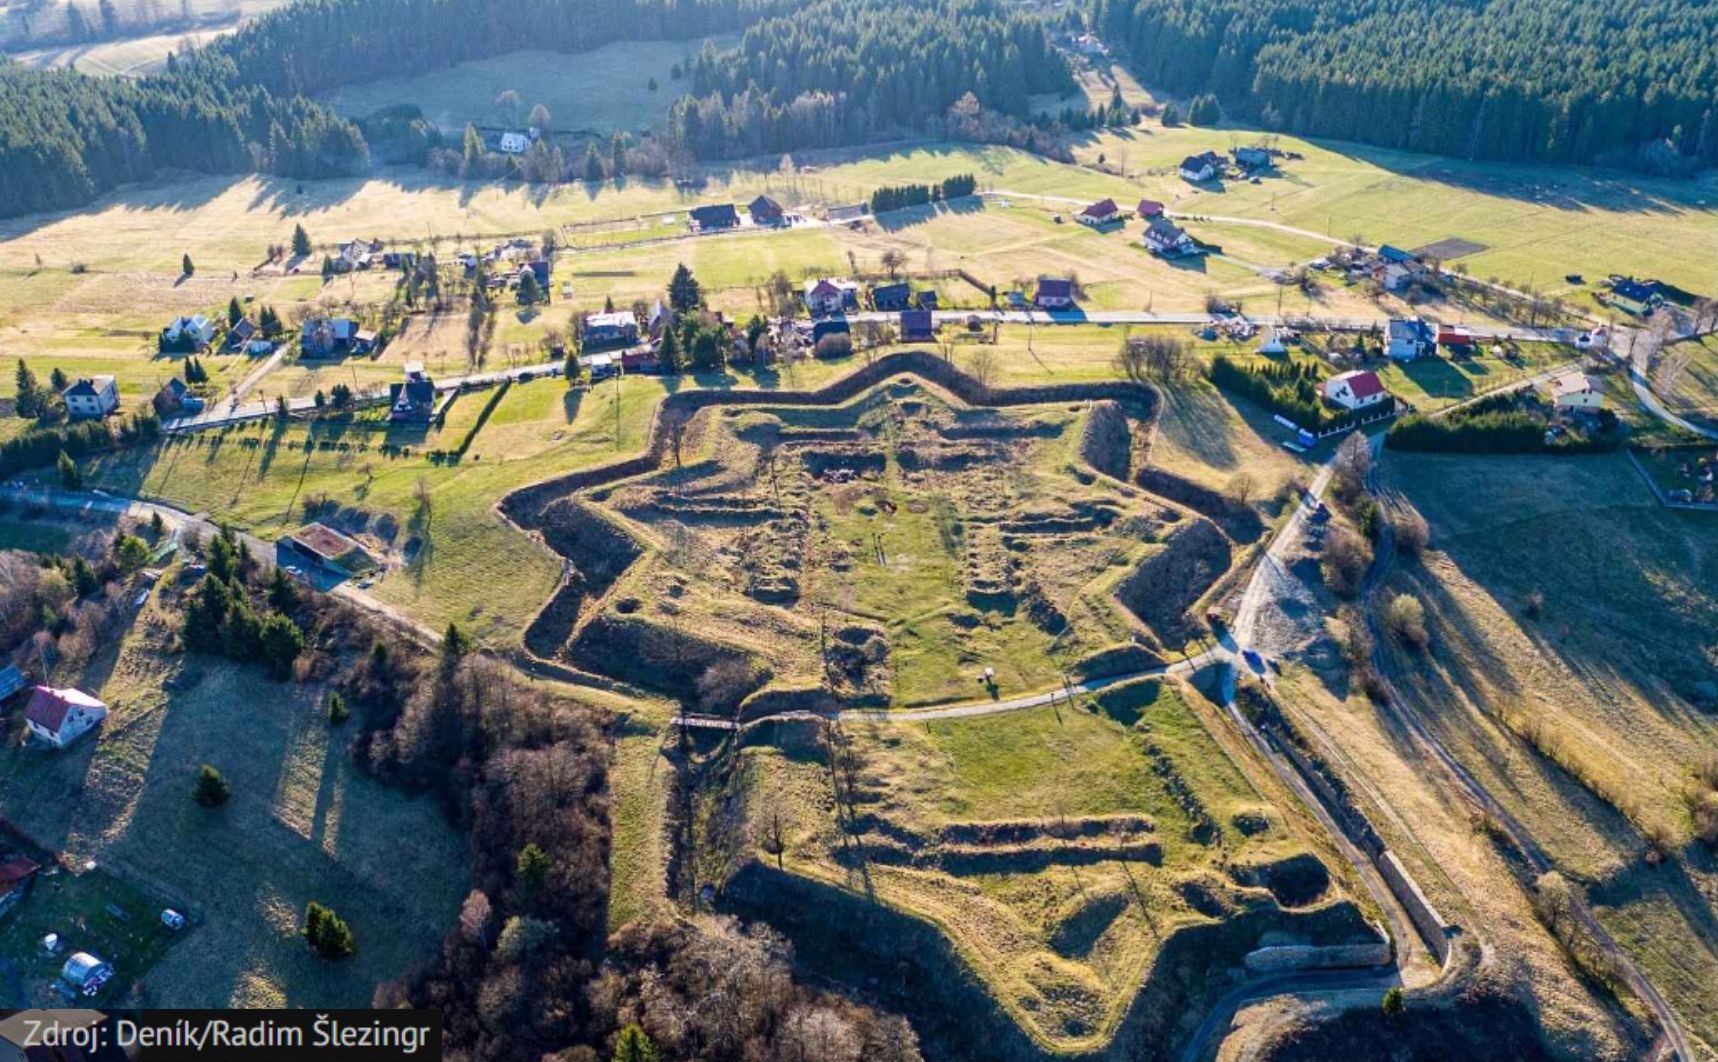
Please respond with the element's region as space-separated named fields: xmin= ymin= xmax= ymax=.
xmin=647 ymin=299 xmax=670 ymax=337
xmin=1323 ymin=369 xmax=1390 ymax=411
xmin=1136 ymin=199 xmax=1165 ymax=219
xmin=498 ymin=130 xmax=531 ymax=154
xmin=160 ymin=314 xmax=215 ymax=352
xmin=804 ymin=278 xmax=858 ymax=316
xmin=900 ymin=309 xmax=936 ymax=342
xmin=825 ymin=203 xmax=869 ymax=224
xmin=1075 ymin=198 xmax=1121 ymax=227
xmin=749 ymin=195 xmax=786 ymax=226
xmin=1609 ymin=278 xmax=1663 ymax=316
xmin=1035 ymin=276 xmax=1075 ymax=310
xmin=335 ymin=237 xmax=382 ymax=271
xmin=1385 ymin=317 xmax=1435 ymax=361
xmin=24 ymin=686 xmax=109 ymax=748
xmin=1545 ymin=370 xmax=1604 ymax=412
xmin=388 ymin=362 xmax=436 ymax=424
xmin=300 ymin=317 xmax=374 ymax=358
xmin=1143 ymin=217 xmax=1196 ymax=257
xmin=0 ymin=854 xmax=39 ymax=918
xmin=583 ymin=352 xmax=618 ymax=380
xmin=1378 ymin=262 xmax=1413 ymax=292
xmin=152 ymin=377 xmax=205 ymax=418
xmin=584 ymin=309 xmax=640 ymax=347
xmin=1178 ymin=152 xmax=1223 ymax=183
xmin=1232 ymin=145 xmax=1272 ymax=171
xmin=689 ymin=204 xmax=740 ymax=231
xmin=871 ymin=281 xmax=912 ymax=311
xmin=225 ymin=317 xmax=258 ymax=351
xmin=811 ymin=317 xmax=851 ymax=345
xmin=62 ymin=376 xmax=118 ymax=420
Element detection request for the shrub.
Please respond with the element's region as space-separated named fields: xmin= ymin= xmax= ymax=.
xmin=1386 ymin=594 xmax=1429 ymax=649
xmin=327 ymin=691 xmax=349 ymax=725
xmin=1393 ymin=509 xmax=1430 ymax=556
xmin=259 ymin=613 xmax=305 ymax=680
xmin=1381 ymin=985 xmax=1405 ymax=1017
xmin=193 ymin=764 xmax=230 ymax=807
xmin=612 ymin=1025 xmax=659 ymax=1062
xmin=1321 ymin=527 xmax=1371 ymax=597
xmin=304 ymin=901 xmax=356 ymax=959
xmin=814 ymin=333 xmax=853 ymax=360
xmin=495 ymin=915 xmax=557 ymax=962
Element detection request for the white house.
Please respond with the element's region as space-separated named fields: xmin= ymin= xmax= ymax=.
xmin=1323 ymin=370 xmax=1389 ymax=411
xmin=1144 ymin=217 xmax=1196 ymax=257
xmin=1385 ymin=318 xmax=1435 ymax=361
xmin=161 ymin=314 xmax=215 ymax=350
xmin=1545 ymin=371 xmax=1604 ymax=412
xmin=62 ymin=376 xmax=118 ymax=420
xmin=498 ymin=131 xmax=531 ymax=154
xmin=1178 ymin=152 xmax=1222 ymax=183
xmin=24 ymin=686 xmax=109 ymax=748
xmin=1257 ymin=328 xmax=1287 ymax=355
xmin=803 ymin=278 xmax=856 ymax=316
xmin=1075 ymin=198 xmax=1120 ymax=227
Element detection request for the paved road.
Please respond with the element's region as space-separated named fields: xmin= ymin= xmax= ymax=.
xmin=1628 ymin=350 xmax=1718 ymax=440
xmin=1178 ymin=966 xmax=1401 ymax=1062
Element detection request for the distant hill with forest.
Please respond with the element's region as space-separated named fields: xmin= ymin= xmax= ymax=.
xmin=1094 ymin=0 xmax=1717 ymax=172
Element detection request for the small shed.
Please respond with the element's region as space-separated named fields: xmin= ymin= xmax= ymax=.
xmin=0 ymin=664 xmax=27 ymax=702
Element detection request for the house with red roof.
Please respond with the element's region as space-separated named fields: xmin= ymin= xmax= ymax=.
xmin=24 ymin=686 xmax=108 ymax=749
xmin=1323 ymin=370 xmax=1389 ymax=412
xmin=1136 ymin=199 xmax=1165 ymax=219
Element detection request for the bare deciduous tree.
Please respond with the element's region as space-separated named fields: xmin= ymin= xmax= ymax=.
xmin=965 ymin=347 xmax=1000 ymax=393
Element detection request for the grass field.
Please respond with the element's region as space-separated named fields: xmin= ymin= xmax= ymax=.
xmin=320 ymin=38 xmax=730 ymax=136
xmin=0 ymin=581 xmax=467 ymax=1007
xmin=1661 ymin=335 xmax=1718 ymax=429
xmin=1378 ymin=450 xmax=1718 ymax=1053
xmin=548 ymin=376 xmax=1233 ymax=707
xmin=726 ymin=676 xmax=1370 ymax=1053
xmin=2 ymin=0 xmax=292 ymax=68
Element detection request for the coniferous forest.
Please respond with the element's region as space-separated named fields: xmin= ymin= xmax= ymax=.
xmin=665 ymin=0 xmax=1075 ymax=158
xmin=2 ymin=0 xmax=1713 ymax=220
xmin=0 ymin=0 xmax=784 ymax=217
xmin=1093 ymin=0 xmax=1717 ymax=172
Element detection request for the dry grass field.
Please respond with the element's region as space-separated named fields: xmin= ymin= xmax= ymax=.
xmin=0 ymin=574 xmax=467 ymax=1007
xmin=522 ymin=376 xmax=1251 ymax=708
xmin=320 ymin=38 xmax=730 ymax=135
xmin=1376 ymin=451 xmax=1718 ymax=1054
xmin=711 ymin=674 xmax=1376 ymax=1056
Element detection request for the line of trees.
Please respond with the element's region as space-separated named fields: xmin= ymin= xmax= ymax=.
xmin=1385 ymin=397 xmax=1621 ymax=454
xmin=869 ymin=174 xmax=978 ymax=214
xmin=1092 ymin=0 xmax=1717 ymax=173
